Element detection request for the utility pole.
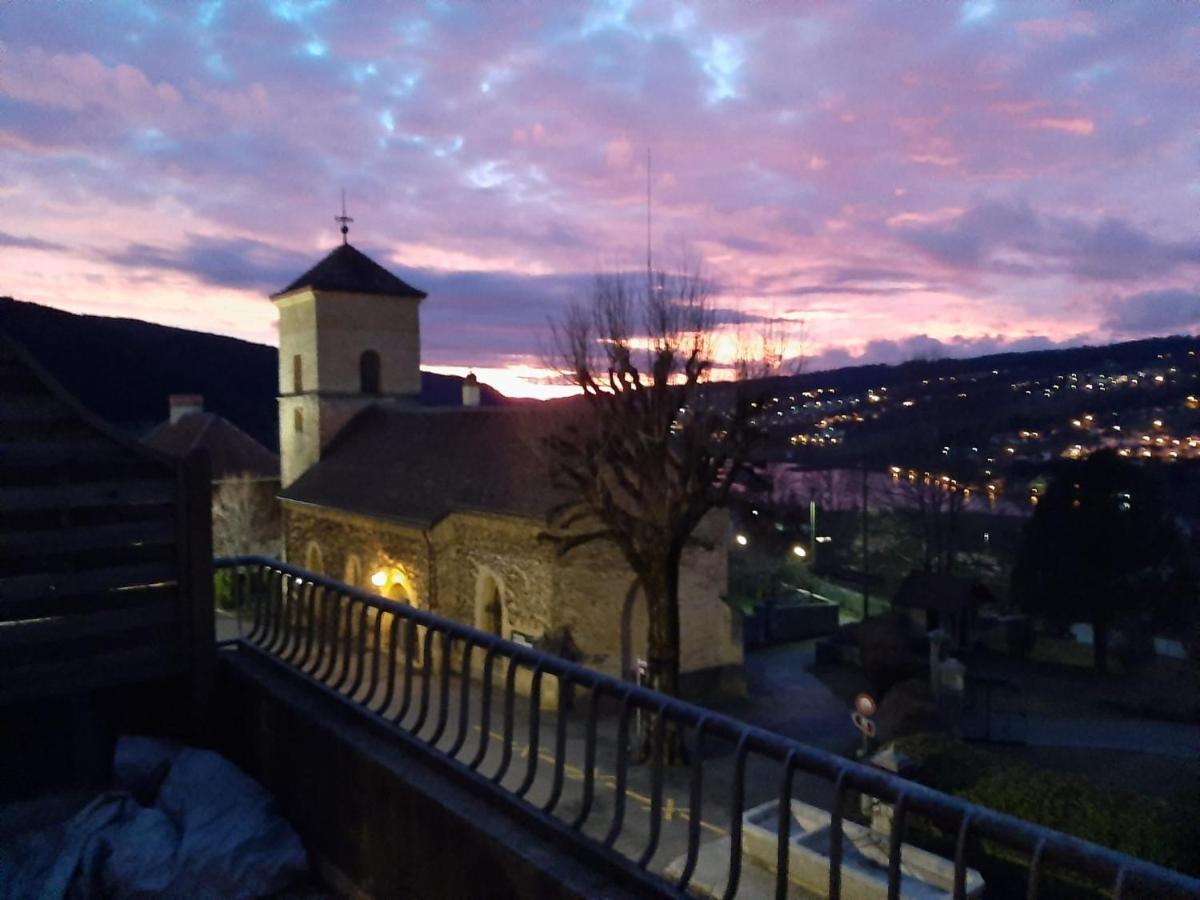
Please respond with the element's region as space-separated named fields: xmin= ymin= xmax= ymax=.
xmin=809 ymin=498 xmax=817 ymax=563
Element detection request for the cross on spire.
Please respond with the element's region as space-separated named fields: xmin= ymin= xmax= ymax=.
xmin=335 ymin=188 xmax=354 ymax=244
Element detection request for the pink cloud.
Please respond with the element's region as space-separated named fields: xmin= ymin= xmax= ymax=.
xmin=0 ymin=2 xmax=1195 ymax=397
xmin=1029 ymin=117 xmax=1096 ymax=136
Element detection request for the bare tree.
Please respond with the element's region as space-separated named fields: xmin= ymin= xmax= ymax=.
xmin=542 ymin=267 xmax=787 ymax=713
xmin=211 ymin=473 xmax=280 ymax=559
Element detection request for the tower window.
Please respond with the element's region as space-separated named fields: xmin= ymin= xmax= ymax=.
xmin=293 ymin=355 xmax=303 ymax=393
xmin=360 ymin=350 xmax=381 ymax=395
xmin=294 ymin=408 xmax=303 ymax=433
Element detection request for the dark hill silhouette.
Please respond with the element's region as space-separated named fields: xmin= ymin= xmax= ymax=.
xmin=0 ymin=297 xmax=505 ymax=450
xmin=3 ymin=295 xmax=1194 ymax=456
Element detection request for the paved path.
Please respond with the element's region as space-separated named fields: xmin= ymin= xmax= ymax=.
xmin=1003 ymin=713 xmax=1200 ymax=758
xmin=722 ymin=641 xmax=860 ymax=754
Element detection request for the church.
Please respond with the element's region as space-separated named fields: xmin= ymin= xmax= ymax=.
xmin=272 ymin=238 xmax=743 ymax=693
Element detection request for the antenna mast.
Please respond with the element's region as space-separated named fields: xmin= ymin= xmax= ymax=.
xmin=646 ymin=147 xmax=652 ymax=291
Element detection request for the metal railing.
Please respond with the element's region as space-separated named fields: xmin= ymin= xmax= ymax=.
xmin=216 ymin=556 xmax=1200 ymax=899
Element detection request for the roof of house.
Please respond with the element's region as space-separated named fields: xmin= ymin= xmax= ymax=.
xmin=144 ymin=412 xmax=280 ymax=479
xmin=892 ymin=572 xmax=992 ymax=613
xmin=271 ymin=243 xmax=427 ymax=300
xmin=281 ymin=404 xmax=572 ymax=526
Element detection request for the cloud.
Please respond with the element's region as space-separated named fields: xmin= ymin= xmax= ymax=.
xmin=1029 ymin=117 xmax=1095 ymax=136
xmin=893 ymin=202 xmax=1200 ymax=281
xmin=1 ymin=0 xmax=1198 ymax=397
xmin=108 ymin=235 xmax=312 ymax=292
xmin=808 ymin=332 xmax=1063 ymax=372
xmin=0 ymin=231 xmax=65 ymax=252
xmin=1103 ymin=289 xmax=1200 ymax=337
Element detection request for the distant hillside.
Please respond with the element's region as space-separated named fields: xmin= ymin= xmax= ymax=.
xmin=0 ymin=297 xmax=505 ymax=450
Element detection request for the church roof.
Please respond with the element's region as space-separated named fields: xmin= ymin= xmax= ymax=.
xmin=271 ymin=243 xmax=427 ymax=300
xmin=280 ymin=404 xmax=570 ymax=526
xmin=144 ymin=412 xmax=279 ymax=480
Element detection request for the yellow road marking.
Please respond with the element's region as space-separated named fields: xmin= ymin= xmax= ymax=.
xmin=476 ymin=726 xmax=728 ymax=838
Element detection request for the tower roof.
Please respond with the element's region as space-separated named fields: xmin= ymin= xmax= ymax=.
xmin=272 ymin=243 xmax=427 ymax=300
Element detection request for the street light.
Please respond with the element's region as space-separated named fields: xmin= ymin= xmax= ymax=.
xmin=792 ymin=545 xmax=807 ymax=559
xmin=735 ymin=534 xmax=749 ymax=547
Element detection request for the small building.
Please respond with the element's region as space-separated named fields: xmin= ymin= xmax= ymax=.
xmin=144 ymin=394 xmax=281 ymax=557
xmin=892 ymin=572 xmax=992 ymax=649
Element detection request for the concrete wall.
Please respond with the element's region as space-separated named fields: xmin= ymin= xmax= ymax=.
xmin=216 ymin=650 xmax=664 ymax=899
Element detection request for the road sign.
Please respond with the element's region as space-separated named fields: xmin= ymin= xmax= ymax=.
xmin=851 ymin=712 xmax=877 ymax=738
xmin=853 ymin=692 xmax=877 ymax=718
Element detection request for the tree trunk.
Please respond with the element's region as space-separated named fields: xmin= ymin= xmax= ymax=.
xmin=642 ymin=551 xmax=687 ymax=764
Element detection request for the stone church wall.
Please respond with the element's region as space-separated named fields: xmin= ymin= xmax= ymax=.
xmin=282 ymin=503 xmax=430 ymax=605
xmin=548 ymin=509 xmax=742 ymax=683
xmin=428 ymin=513 xmax=555 ymax=643
xmin=283 ymin=502 xmax=743 ymax=696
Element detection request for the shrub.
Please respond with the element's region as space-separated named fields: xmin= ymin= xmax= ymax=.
xmin=214 ymin=569 xmax=237 ymax=612
xmin=893 ymin=733 xmax=1200 ymax=877
xmin=874 ymin=678 xmax=941 ymax=744
xmin=857 ymin=612 xmax=924 ymax=695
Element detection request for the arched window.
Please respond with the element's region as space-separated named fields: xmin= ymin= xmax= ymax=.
xmin=344 ymin=555 xmax=362 ymax=588
xmin=359 ymin=350 xmax=381 ymax=395
xmin=292 ymin=354 xmax=303 ymax=393
xmin=293 ymin=408 xmax=303 ymax=433
xmin=304 ymin=541 xmax=323 ymax=574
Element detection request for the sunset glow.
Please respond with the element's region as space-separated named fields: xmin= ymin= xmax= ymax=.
xmin=2 ymin=2 xmax=1198 ymax=398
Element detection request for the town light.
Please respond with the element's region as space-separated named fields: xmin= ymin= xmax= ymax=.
xmin=371 ymin=570 xmax=388 ymax=587
xmin=735 ymin=534 xmax=749 ymax=547
xmin=792 ymin=545 xmax=807 ymax=558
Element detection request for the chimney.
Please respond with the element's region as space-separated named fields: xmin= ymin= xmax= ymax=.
xmin=462 ymin=373 xmax=480 ymax=408
xmin=169 ymin=394 xmax=204 ymax=423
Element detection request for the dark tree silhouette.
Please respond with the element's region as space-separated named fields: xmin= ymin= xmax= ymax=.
xmin=1011 ymin=450 xmax=1194 ymax=672
xmin=542 ymin=268 xmax=784 ymax=714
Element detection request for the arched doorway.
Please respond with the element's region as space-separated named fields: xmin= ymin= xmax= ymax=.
xmin=380 ymin=570 xmax=419 ymax=663
xmin=344 ymin=555 xmax=362 ymax=588
xmin=304 ymin=541 xmax=323 ymax=574
xmin=471 ymin=570 xmax=507 ymax=680
xmin=475 ymin=570 xmax=506 ymax=638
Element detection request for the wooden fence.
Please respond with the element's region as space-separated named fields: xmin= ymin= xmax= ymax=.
xmin=0 ymin=334 xmax=213 ymax=718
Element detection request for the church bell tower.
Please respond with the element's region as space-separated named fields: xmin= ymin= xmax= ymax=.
xmin=272 ymin=233 xmax=427 ymax=487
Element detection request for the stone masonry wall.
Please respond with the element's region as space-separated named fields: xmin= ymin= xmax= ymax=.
xmin=283 ymin=503 xmax=430 ymax=607
xmin=283 ymin=503 xmax=742 ymax=688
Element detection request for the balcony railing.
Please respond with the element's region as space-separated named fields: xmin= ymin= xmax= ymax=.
xmin=215 ymin=556 xmax=1200 ymax=899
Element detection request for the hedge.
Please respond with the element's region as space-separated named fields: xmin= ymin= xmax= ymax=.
xmin=892 ymin=734 xmax=1200 ymax=879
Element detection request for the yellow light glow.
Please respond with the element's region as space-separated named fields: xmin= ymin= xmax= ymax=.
xmin=370 ymin=570 xmax=388 ymax=587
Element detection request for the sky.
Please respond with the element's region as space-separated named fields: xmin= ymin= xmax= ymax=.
xmin=1 ymin=0 xmax=1198 ymax=398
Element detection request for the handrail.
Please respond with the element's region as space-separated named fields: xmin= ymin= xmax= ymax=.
xmin=215 ymin=555 xmax=1200 ymax=899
